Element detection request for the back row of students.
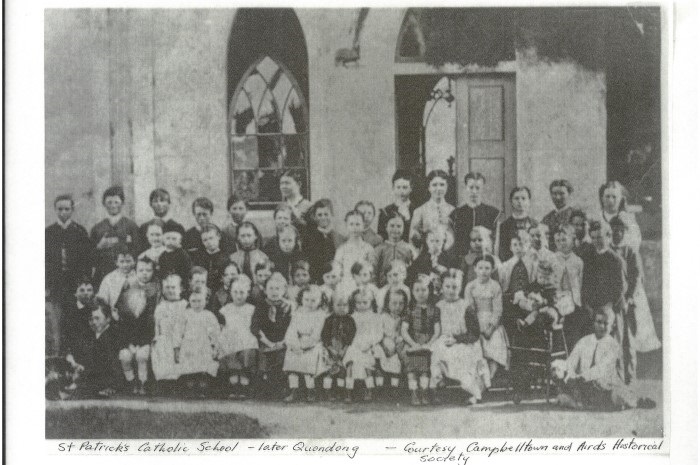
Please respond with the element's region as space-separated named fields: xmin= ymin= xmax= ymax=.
xmin=45 ymin=170 xmax=660 ymax=407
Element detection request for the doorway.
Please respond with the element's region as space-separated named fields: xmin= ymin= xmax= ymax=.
xmin=395 ymin=74 xmax=516 ymax=214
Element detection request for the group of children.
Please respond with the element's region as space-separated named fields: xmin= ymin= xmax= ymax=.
xmin=45 ymin=170 xmax=660 ymax=409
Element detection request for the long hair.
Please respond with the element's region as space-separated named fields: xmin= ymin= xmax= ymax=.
xmin=237 ymin=221 xmax=263 ymax=249
xmin=598 ymin=180 xmax=629 ymax=212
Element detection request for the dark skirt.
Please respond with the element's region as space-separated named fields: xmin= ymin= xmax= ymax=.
xmin=258 ymin=347 xmax=285 ymax=374
xmin=401 ymin=348 xmax=431 ymax=373
xmin=219 ymin=349 xmax=258 ymax=373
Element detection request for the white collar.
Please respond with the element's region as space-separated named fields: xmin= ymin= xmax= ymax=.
xmin=463 ymin=200 xmax=480 ymax=209
xmin=511 ymin=212 xmax=529 ymax=220
xmin=95 ymin=323 xmax=110 ymax=339
xmin=76 ymin=301 xmax=85 ymax=309
xmin=317 ymin=226 xmax=332 ymax=235
xmin=429 ymin=198 xmax=447 ymax=208
xmin=555 ymin=205 xmax=570 ymax=214
xmin=106 ymin=214 xmax=123 ymax=226
xmin=57 ymin=219 xmax=73 ymax=229
xmin=394 ymin=198 xmax=411 ymax=208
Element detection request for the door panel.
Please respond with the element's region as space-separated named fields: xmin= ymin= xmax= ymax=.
xmin=456 ymin=75 xmax=516 ymax=215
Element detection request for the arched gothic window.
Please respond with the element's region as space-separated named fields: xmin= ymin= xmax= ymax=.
xmin=229 ymin=56 xmax=309 ymax=208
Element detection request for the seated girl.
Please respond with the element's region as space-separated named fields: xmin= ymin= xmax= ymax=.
xmin=401 ymin=275 xmax=441 ymax=406
xmin=283 ymin=285 xmax=327 ymax=403
xmin=430 ymin=269 xmax=488 ymax=405
xmin=320 ymin=291 xmax=356 ymax=400
xmin=342 ymin=288 xmax=383 ymax=402
xmin=463 ymin=254 xmax=508 ymax=381
xmin=218 ymin=275 xmax=259 ymax=399
xmin=115 ymin=256 xmax=160 ymax=395
xmin=374 ymin=288 xmax=408 ymax=398
xmin=152 ymin=274 xmax=187 ymax=389
xmin=250 ymin=272 xmax=293 ymax=399
xmin=173 ymin=289 xmax=220 ymax=398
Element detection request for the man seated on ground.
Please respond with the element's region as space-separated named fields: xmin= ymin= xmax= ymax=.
xmin=71 ymin=298 xmax=125 ymax=398
xmin=552 ymin=307 xmax=655 ymax=411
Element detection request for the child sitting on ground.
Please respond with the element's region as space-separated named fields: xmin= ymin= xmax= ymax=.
xmin=553 ymin=308 xmax=655 ymax=411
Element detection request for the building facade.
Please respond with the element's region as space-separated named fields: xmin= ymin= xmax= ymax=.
xmin=45 ymin=8 xmax=608 ymax=233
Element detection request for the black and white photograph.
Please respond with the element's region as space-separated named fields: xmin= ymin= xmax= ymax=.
xmin=37 ymin=6 xmax=670 ymax=440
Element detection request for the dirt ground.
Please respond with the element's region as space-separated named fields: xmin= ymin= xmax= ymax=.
xmin=46 ymin=351 xmax=663 ymax=439
xmin=45 ymin=379 xmax=661 ymax=438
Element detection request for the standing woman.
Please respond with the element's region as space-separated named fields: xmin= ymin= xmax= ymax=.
xmin=409 ymin=170 xmax=455 ymax=248
xmin=496 ymin=186 xmax=539 ymax=262
xmin=597 ymin=181 xmax=642 ymax=251
xmin=280 ymin=171 xmax=312 ymax=233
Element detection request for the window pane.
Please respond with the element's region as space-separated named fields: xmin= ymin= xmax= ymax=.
xmin=230 ymin=56 xmax=309 ymax=208
xmin=283 ymin=89 xmax=305 ymax=134
xmin=232 ymin=168 xmax=308 ymax=206
xmin=257 ymin=89 xmax=281 ymax=134
xmin=231 ymin=135 xmax=258 ymax=169
xmin=243 ymin=72 xmax=267 ymax=122
xmin=257 ymin=134 xmax=284 ymax=168
xmin=282 ymin=134 xmax=307 ymax=168
xmin=231 ymin=92 xmax=256 ymax=136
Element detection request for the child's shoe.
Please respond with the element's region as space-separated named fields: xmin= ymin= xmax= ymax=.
xmin=306 ymin=388 xmax=317 ymax=403
xmin=410 ymin=390 xmax=421 ymax=406
xmin=430 ymin=388 xmax=442 ymax=405
xmin=420 ymin=388 xmax=430 ymax=405
xmin=344 ymin=389 xmax=353 ymax=403
xmin=284 ymin=388 xmax=300 ymax=403
xmin=137 ymin=382 xmax=147 ymax=396
xmin=131 ymin=380 xmax=140 ymax=395
xmin=363 ymin=388 xmax=373 ymax=402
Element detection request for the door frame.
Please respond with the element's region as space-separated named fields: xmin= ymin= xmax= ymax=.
xmin=393 ymin=69 xmax=517 ymax=213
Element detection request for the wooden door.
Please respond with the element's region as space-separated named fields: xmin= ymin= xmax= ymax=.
xmin=455 ymin=75 xmax=516 ymax=215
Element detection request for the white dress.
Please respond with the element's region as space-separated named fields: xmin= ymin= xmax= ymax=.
xmin=343 ymin=311 xmax=383 ymax=379
xmin=629 ymin=267 xmax=662 ymax=353
xmin=151 ymin=299 xmax=187 ymax=380
xmin=431 ymin=299 xmax=487 ymax=396
xmin=464 ymin=279 xmax=509 ymax=368
xmin=376 ymin=312 xmax=403 ymax=374
xmin=334 ymin=240 xmax=376 ymax=287
xmin=219 ymin=303 xmax=258 ymax=356
xmin=173 ymin=309 xmax=220 ymax=377
xmin=282 ymin=309 xmax=326 ymax=375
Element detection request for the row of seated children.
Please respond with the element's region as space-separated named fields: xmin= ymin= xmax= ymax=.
xmin=50 ymin=225 xmax=642 ymax=410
